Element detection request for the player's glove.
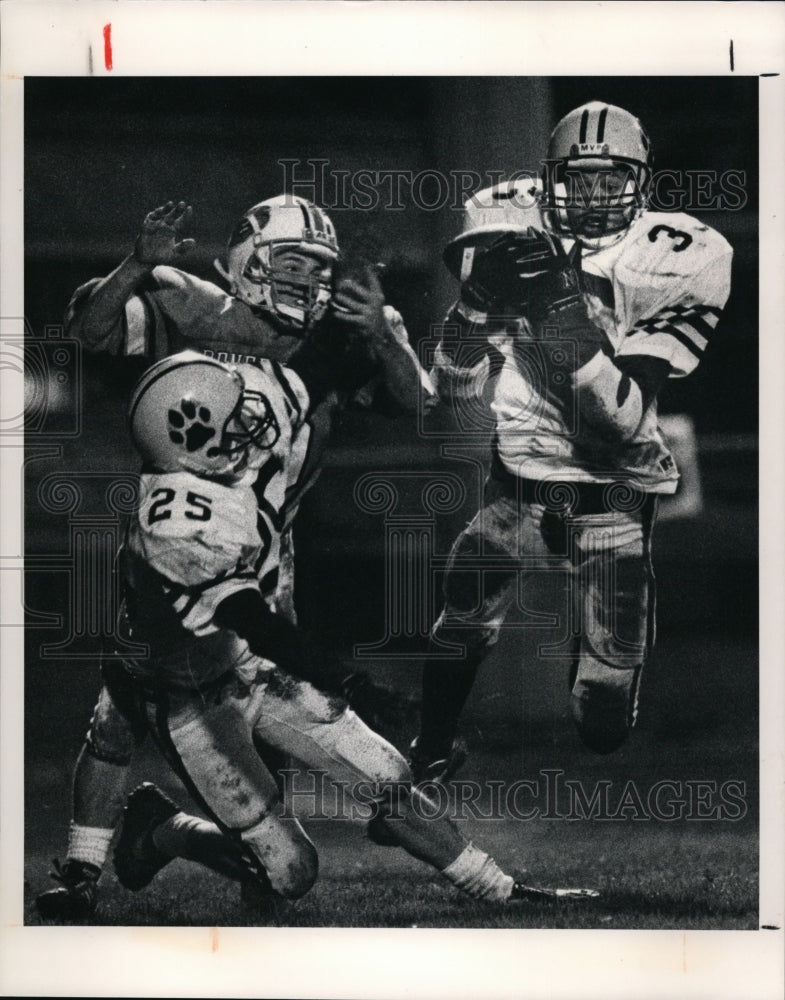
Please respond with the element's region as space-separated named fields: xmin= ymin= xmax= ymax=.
xmin=134 ymin=200 xmax=196 ymax=265
xmin=331 ymin=266 xmax=396 ymax=363
xmin=520 ymin=239 xmax=614 ymax=376
xmin=461 ymin=228 xmax=582 ymax=319
xmin=340 ymin=671 xmax=412 ymax=732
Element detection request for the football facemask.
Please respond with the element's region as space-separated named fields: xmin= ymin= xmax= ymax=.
xmin=542 ymin=101 xmax=652 ymax=250
xmin=216 ymin=194 xmax=339 ymax=332
xmin=129 ymin=351 xmax=280 ymax=478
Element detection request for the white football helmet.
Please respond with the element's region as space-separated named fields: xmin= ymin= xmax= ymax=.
xmin=542 ymin=101 xmax=652 ymax=250
xmin=443 ymin=178 xmax=544 ymax=282
xmin=215 ymin=194 xmax=339 ymax=332
xmin=128 ymin=351 xmax=280 ymax=478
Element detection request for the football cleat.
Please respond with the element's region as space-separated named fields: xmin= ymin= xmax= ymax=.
xmin=509 ymin=880 xmax=600 ymax=902
xmin=113 ymin=782 xmax=180 ymax=891
xmin=407 ymin=736 xmax=468 ymax=786
xmin=35 ymin=858 xmax=100 ymax=922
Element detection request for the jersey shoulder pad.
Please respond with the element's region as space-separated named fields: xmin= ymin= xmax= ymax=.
xmin=614 ymin=213 xmax=733 ymax=376
xmin=623 ymin=211 xmax=733 ymax=280
xmin=140 ymin=271 xmax=293 ymax=362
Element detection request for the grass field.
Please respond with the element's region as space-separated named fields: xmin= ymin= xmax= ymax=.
xmin=25 ymin=817 xmax=758 ymax=931
xmin=22 ymin=468 xmax=760 ymax=931
xmin=24 ymin=638 xmax=759 ymax=931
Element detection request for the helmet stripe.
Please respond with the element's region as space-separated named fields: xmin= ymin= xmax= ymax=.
xmin=579 ymin=108 xmax=589 ymax=143
xmin=298 ymin=201 xmax=312 ymax=233
xmin=596 ymin=106 xmax=608 ymax=143
xmin=312 ymin=206 xmax=326 ymax=232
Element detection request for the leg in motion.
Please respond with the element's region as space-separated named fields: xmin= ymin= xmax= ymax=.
xmin=255 ymin=675 xmax=598 ymax=903
xmin=569 ymin=500 xmax=656 ymax=754
xmin=36 ymin=666 xmax=146 ymax=921
xmin=132 ymin=694 xmax=319 ymax=902
xmin=411 ymin=488 xmax=522 ymax=781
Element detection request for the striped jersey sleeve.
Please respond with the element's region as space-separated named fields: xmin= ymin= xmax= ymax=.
xmin=615 ymin=252 xmax=732 ymax=378
xmin=64 ymin=269 xmax=184 ymax=357
xmin=429 ymin=301 xmax=508 ymax=402
xmin=64 ymin=266 xmax=258 ymax=359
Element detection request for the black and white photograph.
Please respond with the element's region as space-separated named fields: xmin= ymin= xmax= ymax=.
xmin=2 ymin=2 xmax=784 ymax=998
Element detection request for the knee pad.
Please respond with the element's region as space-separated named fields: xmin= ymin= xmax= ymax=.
xmin=266 ymin=670 xmax=346 ymax=725
xmin=241 ymin=814 xmax=318 ymax=900
xmin=570 ymin=657 xmax=642 ymax=755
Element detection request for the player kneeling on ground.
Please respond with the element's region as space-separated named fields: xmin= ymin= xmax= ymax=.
xmin=94 ymin=351 xmax=597 ymax=913
xmin=36 ymin=193 xmax=433 ymax=921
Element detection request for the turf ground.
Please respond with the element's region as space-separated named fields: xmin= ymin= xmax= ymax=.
xmin=24 ymin=631 xmax=758 ymax=930
xmin=22 ymin=426 xmax=760 ymax=930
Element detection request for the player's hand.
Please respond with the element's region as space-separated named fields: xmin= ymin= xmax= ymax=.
xmin=463 ymin=229 xmax=582 ymax=319
xmin=331 ymin=267 xmax=392 ymax=358
xmin=516 ymin=238 xmax=611 ymax=374
xmin=341 ymin=671 xmax=412 ymax=732
xmin=134 ymin=200 xmax=196 ymax=265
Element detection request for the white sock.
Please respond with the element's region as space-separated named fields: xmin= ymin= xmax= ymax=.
xmin=441 ymin=843 xmax=514 ymax=902
xmin=67 ymin=821 xmax=114 ymax=871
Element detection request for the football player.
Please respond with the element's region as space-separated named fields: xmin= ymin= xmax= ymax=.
xmin=406 ymin=101 xmax=733 ymax=783
xmin=35 ymin=195 xmax=433 ymax=920
xmin=88 ymin=352 xmax=597 ymax=911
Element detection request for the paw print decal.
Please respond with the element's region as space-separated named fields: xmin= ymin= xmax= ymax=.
xmin=168 ymin=398 xmax=216 ymax=452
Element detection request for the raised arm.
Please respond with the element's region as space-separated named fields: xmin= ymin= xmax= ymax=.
xmin=65 ymin=201 xmax=195 ymax=352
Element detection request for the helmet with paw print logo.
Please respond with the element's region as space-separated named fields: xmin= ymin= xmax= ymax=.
xmin=128 ymin=351 xmax=280 ymax=478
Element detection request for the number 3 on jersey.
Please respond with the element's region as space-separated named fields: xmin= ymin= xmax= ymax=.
xmin=148 ymin=487 xmax=212 ymax=524
xmin=648 ymin=224 xmax=693 ymax=252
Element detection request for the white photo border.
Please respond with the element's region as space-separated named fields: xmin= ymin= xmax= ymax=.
xmin=1 ymin=2 xmax=783 ymax=998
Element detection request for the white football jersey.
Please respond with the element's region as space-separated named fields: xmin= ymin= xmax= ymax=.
xmin=434 ymin=210 xmax=733 ymax=493
xmin=120 ymin=361 xmax=308 ymax=687
xmin=66 ymin=266 xmax=424 ymax=522
xmin=577 ymin=211 xmax=732 ymax=377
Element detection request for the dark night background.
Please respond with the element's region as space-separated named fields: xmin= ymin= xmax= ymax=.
xmin=23 ymin=78 xmax=758 ymax=875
